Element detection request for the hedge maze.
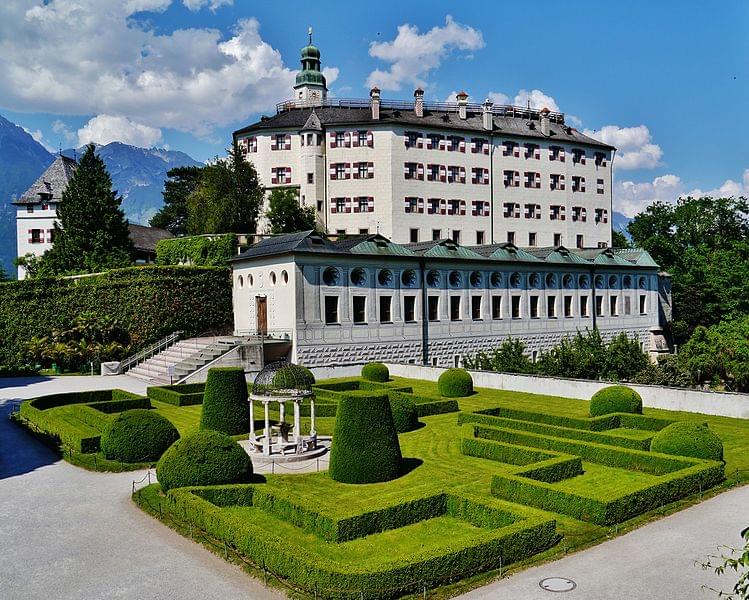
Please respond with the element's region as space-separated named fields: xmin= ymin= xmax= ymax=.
xmin=459 ymin=408 xmax=725 ymax=525
xmin=18 ymin=389 xmax=150 ymax=453
xmin=135 ymin=484 xmax=557 ymax=598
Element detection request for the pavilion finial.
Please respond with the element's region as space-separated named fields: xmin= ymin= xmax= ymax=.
xmin=308 ymin=26 xmax=312 ymax=45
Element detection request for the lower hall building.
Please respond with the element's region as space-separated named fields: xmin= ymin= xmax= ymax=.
xmin=231 ymin=231 xmax=671 ymax=368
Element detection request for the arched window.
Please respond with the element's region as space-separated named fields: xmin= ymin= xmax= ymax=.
xmin=270 ymin=271 xmax=277 ymax=286
xmin=281 ymin=270 xmax=289 ymax=285
xmin=237 ymin=275 xmax=244 ymax=288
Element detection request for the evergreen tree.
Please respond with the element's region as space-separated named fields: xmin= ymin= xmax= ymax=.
xmin=187 ymin=141 xmax=264 ymax=235
xmin=41 ymin=144 xmax=133 ymax=275
xmin=265 ymin=188 xmax=318 ymax=234
xmin=611 ymin=230 xmax=631 ymax=249
xmin=150 ymin=166 xmax=203 ymax=235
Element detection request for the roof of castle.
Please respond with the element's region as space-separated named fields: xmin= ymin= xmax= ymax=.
xmin=234 ymin=104 xmax=614 ymax=150
xmin=13 ymin=155 xmax=78 ymax=205
xmin=232 ymin=231 xmax=657 ymax=269
xmin=127 ymin=223 xmax=174 ymax=253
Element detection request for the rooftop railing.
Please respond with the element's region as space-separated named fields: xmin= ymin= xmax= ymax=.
xmin=275 ymin=98 xmax=566 ymax=124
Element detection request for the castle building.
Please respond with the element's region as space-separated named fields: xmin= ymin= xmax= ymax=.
xmin=234 ymin=37 xmax=616 ymax=249
xmin=13 ymin=154 xmax=173 ymax=278
xmin=231 ymin=230 xmax=670 ymax=368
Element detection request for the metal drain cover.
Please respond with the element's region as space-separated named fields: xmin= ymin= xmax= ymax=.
xmin=539 ymin=577 xmax=577 ymax=592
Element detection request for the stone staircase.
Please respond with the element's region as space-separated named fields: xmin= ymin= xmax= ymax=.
xmin=126 ymin=337 xmax=239 ymax=385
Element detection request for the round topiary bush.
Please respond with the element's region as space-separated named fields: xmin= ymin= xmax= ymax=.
xmin=589 ymin=385 xmax=643 ymax=416
xmin=361 ymin=362 xmax=389 ymax=383
xmin=156 ymin=430 xmax=253 ymax=492
xmin=200 ymin=367 xmax=250 ymax=435
xmin=438 ymin=368 xmax=473 ymax=398
xmin=650 ymin=422 xmax=724 ymax=461
xmin=101 ymin=409 xmax=180 ymax=463
xmin=389 ymin=395 xmax=419 ymax=433
xmin=329 ymin=393 xmax=402 ymax=484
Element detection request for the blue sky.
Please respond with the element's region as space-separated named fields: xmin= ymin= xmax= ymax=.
xmin=1 ymin=0 xmax=747 ymax=216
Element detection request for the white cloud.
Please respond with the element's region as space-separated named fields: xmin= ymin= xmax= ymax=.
xmin=322 ymin=67 xmax=339 ymax=87
xmin=512 ymin=89 xmax=560 ymax=112
xmin=182 ymin=0 xmax=232 ymax=11
xmin=77 ymin=114 xmax=163 ymax=147
xmin=0 ymin=2 xmax=309 ymax=136
xmin=584 ymin=125 xmax=663 ymax=170
xmin=22 ymin=126 xmax=45 ymax=145
xmin=613 ymin=174 xmax=683 ymax=217
xmin=52 ymin=119 xmax=76 ymax=143
xmin=685 ymin=169 xmax=749 ymax=199
xmin=487 ymin=91 xmax=510 ymax=105
xmin=366 ymin=16 xmax=484 ymax=91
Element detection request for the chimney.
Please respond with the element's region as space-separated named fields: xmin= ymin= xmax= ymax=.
xmin=540 ymin=107 xmax=550 ymax=136
xmin=482 ymin=98 xmax=494 ymax=131
xmin=369 ymin=87 xmax=381 ymax=120
xmin=456 ymin=90 xmax=469 ymax=120
xmin=414 ymin=88 xmax=424 ymax=118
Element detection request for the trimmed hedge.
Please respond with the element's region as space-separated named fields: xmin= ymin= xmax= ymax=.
xmin=458 ymin=411 xmax=654 ymax=451
xmin=328 ymin=393 xmax=402 ymax=484
xmin=147 ymin=383 xmax=205 ymax=406
xmin=438 ymin=368 xmax=473 ymax=397
xmin=460 ymin=407 xmax=621 ymax=432
xmin=388 ymin=394 xmax=419 ymax=433
xmin=650 ymin=422 xmax=724 ymax=461
xmin=156 ymin=234 xmax=236 ymax=267
xmin=18 ymin=389 xmax=150 ymax=453
xmin=200 ymin=367 xmax=250 ymax=435
xmin=464 ymin=422 xmax=725 ymax=525
xmin=590 ymin=386 xmax=643 ymax=417
xmin=361 ymin=362 xmax=389 ymax=383
xmin=101 ymin=409 xmax=180 ymax=462
xmin=0 ymin=265 xmax=231 ymax=368
xmin=156 ymin=430 xmax=253 ymax=492
xmin=135 ymin=483 xmax=557 ymax=598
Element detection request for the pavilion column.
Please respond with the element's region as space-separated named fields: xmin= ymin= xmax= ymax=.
xmin=279 ymin=401 xmax=285 ymax=424
xmin=263 ymin=401 xmax=270 ymax=456
xmin=293 ymin=401 xmax=301 ymax=453
xmin=310 ymin=399 xmax=316 ymax=436
xmin=249 ymin=398 xmax=255 ymax=443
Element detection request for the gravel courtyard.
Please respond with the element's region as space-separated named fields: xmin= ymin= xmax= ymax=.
xmin=1 ymin=375 xmax=746 ymax=600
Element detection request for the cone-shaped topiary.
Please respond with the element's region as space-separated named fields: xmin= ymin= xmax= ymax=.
xmin=200 ymin=367 xmax=250 ymax=435
xmin=438 ymin=368 xmax=473 ymax=397
xmin=650 ymin=422 xmax=724 ymax=461
xmin=389 ymin=395 xmax=419 ymax=433
xmin=361 ymin=362 xmax=389 ymax=382
xmin=329 ymin=393 xmax=402 ymax=483
xmin=156 ymin=429 xmax=253 ymax=492
xmin=589 ymin=385 xmax=643 ymax=416
xmin=101 ymin=409 xmax=180 ymax=463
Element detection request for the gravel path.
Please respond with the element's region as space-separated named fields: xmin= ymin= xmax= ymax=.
xmin=2 ymin=375 xmax=746 ymax=600
xmin=0 ymin=376 xmax=281 ymax=600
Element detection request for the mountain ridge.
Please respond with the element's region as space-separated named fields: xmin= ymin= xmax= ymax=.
xmin=0 ymin=114 xmax=202 ymax=277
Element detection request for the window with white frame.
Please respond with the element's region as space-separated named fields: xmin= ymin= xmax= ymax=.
xmin=271 ymin=166 xmax=291 ymax=184
xmin=471 ymin=137 xmax=489 ymax=154
xmin=504 ymin=170 xmax=520 ymax=188
xmin=572 ymin=176 xmax=586 ymax=192
xmin=549 ymin=146 xmax=565 ymax=162
xmin=503 ymin=141 xmax=519 ymax=157
xmin=271 ymin=133 xmax=291 ymax=151
xmin=549 ymin=205 xmax=566 ymax=221
xmin=503 ymin=202 xmax=521 ymax=218
xmin=471 ymin=200 xmax=490 ymax=217
xmin=405 ymin=131 xmax=423 ymax=148
xmin=550 ymin=173 xmax=566 ymax=190
xmin=404 ymin=197 xmax=424 ymax=214
xmin=447 ymin=165 xmax=465 ymax=183
xmin=572 ymin=148 xmax=586 ymax=165
xmin=525 ymin=143 xmax=540 ymax=159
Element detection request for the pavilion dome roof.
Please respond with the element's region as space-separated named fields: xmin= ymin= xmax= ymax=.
xmin=252 ymin=361 xmax=315 ymax=397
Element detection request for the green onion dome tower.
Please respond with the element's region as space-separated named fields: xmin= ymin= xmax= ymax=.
xmin=294 ymin=27 xmax=327 ymax=105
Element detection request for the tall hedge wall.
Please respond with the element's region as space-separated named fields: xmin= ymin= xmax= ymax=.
xmin=0 ymin=265 xmax=232 ymax=367
xmin=156 ymin=234 xmax=236 ymax=267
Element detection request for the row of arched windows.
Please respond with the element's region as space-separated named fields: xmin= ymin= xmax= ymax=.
xmin=320 ymin=266 xmax=649 ymax=291
xmin=236 ymin=270 xmax=289 ymax=289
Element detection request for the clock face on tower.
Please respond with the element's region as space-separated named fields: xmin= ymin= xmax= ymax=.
xmin=310 ymin=90 xmax=320 ymax=100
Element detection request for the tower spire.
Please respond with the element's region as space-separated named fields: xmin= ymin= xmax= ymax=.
xmin=308 ymin=26 xmax=312 ymax=45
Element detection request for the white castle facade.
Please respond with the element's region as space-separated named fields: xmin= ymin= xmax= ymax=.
xmin=234 ymin=39 xmax=615 ymax=249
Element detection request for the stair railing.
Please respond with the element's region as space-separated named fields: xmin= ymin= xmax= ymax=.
xmin=119 ymin=331 xmax=183 ymax=374
xmin=171 ymin=338 xmax=241 ymax=382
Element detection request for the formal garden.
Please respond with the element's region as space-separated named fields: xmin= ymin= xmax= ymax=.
xmin=12 ymin=362 xmax=749 ymax=598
